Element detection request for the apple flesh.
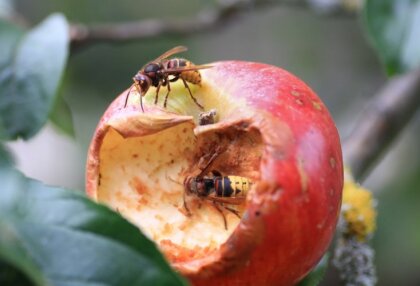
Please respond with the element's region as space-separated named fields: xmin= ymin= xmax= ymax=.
xmin=86 ymin=61 xmax=343 ymax=285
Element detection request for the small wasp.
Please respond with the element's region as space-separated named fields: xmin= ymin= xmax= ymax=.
xmin=124 ymin=46 xmax=211 ymax=112
xmin=183 ymin=149 xmax=252 ymax=229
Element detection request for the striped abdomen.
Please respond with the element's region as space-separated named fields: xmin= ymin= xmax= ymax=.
xmin=166 ymin=58 xmax=202 ymax=84
xmin=214 ymin=176 xmax=252 ymax=198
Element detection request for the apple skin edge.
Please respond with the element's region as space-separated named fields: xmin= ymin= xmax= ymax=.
xmin=86 ymin=61 xmax=343 ymax=286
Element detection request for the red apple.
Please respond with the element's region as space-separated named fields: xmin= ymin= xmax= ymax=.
xmin=86 ymin=61 xmax=343 ymax=285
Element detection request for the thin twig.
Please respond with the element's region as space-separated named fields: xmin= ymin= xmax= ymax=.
xmin=69 ymin=0 xmax=266 ymax=50
xmin=343 ymin=68 xmax=420 ymax=181
xmin=69 ymin=0 xmax=355 ymax=51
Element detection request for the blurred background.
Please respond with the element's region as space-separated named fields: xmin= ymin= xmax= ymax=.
xmin=6 ymin=0 xmax=420 ymax=285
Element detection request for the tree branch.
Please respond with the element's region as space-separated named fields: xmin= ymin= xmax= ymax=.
xmin=69 ymin=0 xmax=355 ymax=51
xmin=69 ymin=0 xmax=267 ymax=50
xmin=343 ymin=68 xmax=420 ymax=181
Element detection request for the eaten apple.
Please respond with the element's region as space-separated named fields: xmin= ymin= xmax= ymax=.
xmin=86 ymin=61 xmax=343 ymax=285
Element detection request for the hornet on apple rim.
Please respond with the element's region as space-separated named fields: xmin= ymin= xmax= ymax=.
xmin=124 ymin=46 xmax=212 ymax=112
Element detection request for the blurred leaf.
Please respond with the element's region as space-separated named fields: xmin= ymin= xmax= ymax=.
xmin=0 ymin=14 xmax=69 ymax=140
xmin=0 ymin=19 xmax=23 ymax=72
xmin=0 ymin=143 xmax=14 ymax=167
xmin=363 ymin=0 xmax=420 ymax=75
xmin=0 ymin=19 xmax=23 ymax=136
xmin=0 ymin=260 xmax=35 ymax=286
xmin=298 ymin=253 xmax=329 ymax=286
xmin=0 ymin=167 xmax=44 ymax=285
xmin=0 ymin=166 xmax=187 ymax=286
xmin=49 ymin=93 xmax=74 ymax=137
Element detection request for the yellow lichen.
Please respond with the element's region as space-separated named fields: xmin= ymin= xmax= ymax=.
xmin=341 ymin=169 xmax=377 ymax=241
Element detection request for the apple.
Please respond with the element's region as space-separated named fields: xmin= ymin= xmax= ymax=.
xmin=86 ymin=61 xmax=343 ymax=285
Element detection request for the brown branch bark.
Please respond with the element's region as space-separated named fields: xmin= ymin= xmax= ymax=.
xmin=69 ymin=0 xmax=355 ymax=51
xmin=343 ymin=68 xmax=420 ymax=181
xmin=69 ymin=0 xmax=270 ymax=50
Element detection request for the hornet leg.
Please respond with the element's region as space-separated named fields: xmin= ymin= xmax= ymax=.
xmin=133 ymin=83 xmax=144 ymax=112
xmin=163 ymin=81 xmax=172 ymax=108
xmin=181 ymin=78 xmax=204 ymax=109
xmin=213 ymin=202 xmax=228 ymax=230
xmin=154 ymin=83 xmax=162 ymax=105
xmin=183 ymin=192 xmax=192 ymax=217
xmin=223 ymin=205 xmax=241 ymax=219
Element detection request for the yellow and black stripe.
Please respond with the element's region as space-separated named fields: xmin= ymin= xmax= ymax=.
xmin=214 ymin=176 xmax=251 ymax=198
xmin=166 ymin=58 xmax=201 ymax=84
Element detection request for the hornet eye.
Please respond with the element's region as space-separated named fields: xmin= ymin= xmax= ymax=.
xmin=139 ymin=79 xmax=149 ymax=91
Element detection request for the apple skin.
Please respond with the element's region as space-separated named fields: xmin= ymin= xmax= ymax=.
xmin=86 ymin=61 xmax=343 ymax=286
xmin=181 ymin=61 xmax=343 ymax=285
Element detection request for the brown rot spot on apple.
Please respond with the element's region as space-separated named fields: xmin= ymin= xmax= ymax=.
xmin=86 ymin=61 xmax=343 ymax=286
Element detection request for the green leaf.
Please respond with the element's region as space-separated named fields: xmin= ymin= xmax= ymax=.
xmin=298 ymin=253 xmax=329 ymax=286
xmin=0 ymin=19 xmax=23 ymax=69
xmin=0 ymin=166 xmax=187 ymax=286
xmin=49 ymin=93 xmax=75 ymax=137
xmin=0 ymin=14 xmax=69 ymax=140
xmin=363 ymin=0 xmax=420 ymax=75
xmin=0 ymin=19 xmax=24 ymax=136
xmin=0 ymin=260 xmax=35 ymax=286
xmin=0 ymin=168 xmax=45 ymax=286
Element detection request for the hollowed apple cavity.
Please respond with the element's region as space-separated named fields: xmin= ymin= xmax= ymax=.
xmin=94 ymin=81 xmax=263 ymax=263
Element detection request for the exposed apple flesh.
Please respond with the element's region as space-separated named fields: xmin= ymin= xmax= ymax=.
xmin=86 ymin=61 xmax=343 ymax=285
